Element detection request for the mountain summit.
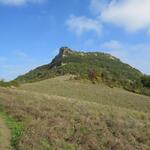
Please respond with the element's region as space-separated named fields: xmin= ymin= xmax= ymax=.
xmin=49 ymin=47 xmax=74 ymax=69
xmin=16 ymin=47 xmax=142 ymax=84
xmin=16 ymin=47 xmax=149 ymax=94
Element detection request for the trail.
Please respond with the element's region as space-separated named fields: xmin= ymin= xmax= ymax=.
xmin=0 ymin=117 xmax=12 ymax=150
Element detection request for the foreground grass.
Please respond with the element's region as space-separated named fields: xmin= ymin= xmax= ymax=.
xmin=0 ymin=107 xmax=24 ymax=148
xmin=0 ymin=76 xmax=150 ymax=149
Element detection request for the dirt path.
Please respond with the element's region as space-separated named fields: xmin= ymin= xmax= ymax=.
xmin=0 ymin=117 xmax=12 ymax=150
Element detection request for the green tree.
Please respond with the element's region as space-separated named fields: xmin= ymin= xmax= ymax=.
xmin=141 ymin=75 xmax=150 ymax=88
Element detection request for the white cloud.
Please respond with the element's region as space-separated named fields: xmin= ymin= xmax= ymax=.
xmin=90 ymin=0 xmax=109 ymax=14
xmin=0 ymin=0 xmax=45 ymax=6
xmin=100 ymin=40 xmax=150 ymax=74
xmin=100 ymin=40 xmax=122 ymax=50
xmin=90 ymin=0 xmax=150 ymax=32
xmin=67 ymin=0 xmax=150 ymax=35
xmin=66 ymin=15 xmax=102 ymax=36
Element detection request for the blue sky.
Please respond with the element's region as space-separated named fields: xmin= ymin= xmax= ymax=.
xmin=0 ymin=0 xmax=150 ymax=80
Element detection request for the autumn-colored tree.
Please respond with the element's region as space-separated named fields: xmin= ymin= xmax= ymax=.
xmin=88 ymin=69 xmax=98 ymax=83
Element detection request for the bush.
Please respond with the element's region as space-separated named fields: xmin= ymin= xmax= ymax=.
xmin=141 ymin=75 xmax=150 ymax=88
xmin=9 ymin=81 xmax=20 ymax=87
xmin=88 ymin=69 xmax=98 ymax=84
xmin=0 ymin=80 xmax=19 ymax=87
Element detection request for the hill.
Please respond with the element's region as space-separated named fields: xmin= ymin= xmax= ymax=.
xmin=0 ymin=76 xmax=150 ymax=150
xmin=15 ymin=47 xmax=150 ymax=96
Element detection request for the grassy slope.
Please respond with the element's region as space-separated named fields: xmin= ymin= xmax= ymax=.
xmin=21 ymin=76 xmax=150 ymax=113
xmin=0 ymin=76 xmax=150 ymax=150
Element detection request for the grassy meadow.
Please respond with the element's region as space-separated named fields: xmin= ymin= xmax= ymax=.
xmin=0 ymin=75 xmax=150 ymax=150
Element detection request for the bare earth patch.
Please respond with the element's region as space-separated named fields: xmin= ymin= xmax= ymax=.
xmin=0 ymin=117 xmax=11 ymax=150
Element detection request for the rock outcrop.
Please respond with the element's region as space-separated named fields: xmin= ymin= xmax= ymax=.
xmin=49 ymin=47 xmax=74 ymax=69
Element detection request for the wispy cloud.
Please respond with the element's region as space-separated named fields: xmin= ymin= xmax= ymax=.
xmin=0 ymin=50 xmax=37 ymax=81
xmin=66 ymin=15 xmax=102 ymax=36
xmin=0 ymin=57 xmax=7 ymax=63
xmin=15 ymin=50 xmax=32 ymax=61
xmin=100 ymin=40 xmax=150 ymax=74
xmin=100 ymin=40 xmax=122 ymax=50
xmin=0 ymin=63 xmax=38 ymax=81
xmin=0 ymin=0 xmax=46 ymax=6
xmin=90 ymin=0 xmax=108 ymax=14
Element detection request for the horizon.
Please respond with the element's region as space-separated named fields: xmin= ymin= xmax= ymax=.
xmin=0 ymin=0 xmax=150 ymax=80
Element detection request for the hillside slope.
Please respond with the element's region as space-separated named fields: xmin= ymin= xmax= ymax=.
xmin=14 ymin=47 xmax=150 ymax=96
xmin=20 ymin=75 xmax=150 ymax=113
xmin=15 ymin=47 xmax=142 ymax=84
xmin=0 ymin=76 xmax=150 ymax=150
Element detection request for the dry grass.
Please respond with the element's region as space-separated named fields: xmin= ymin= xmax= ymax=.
xmin=20 ymin=76 xmax=150 ymax=113
xmin=0 ymin=76 xmax=150 ymax=150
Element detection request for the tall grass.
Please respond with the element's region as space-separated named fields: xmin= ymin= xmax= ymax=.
xmin=0 ymin=76 xmax=150 ymax=149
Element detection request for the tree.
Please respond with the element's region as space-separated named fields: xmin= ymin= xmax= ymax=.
xmin=88 ymin=69 xmax=98 ymax=83
xmin=141 ymin=75 xmax=150 ymax=88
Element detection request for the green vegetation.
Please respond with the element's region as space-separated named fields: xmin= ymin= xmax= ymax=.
xmin=16 ymin=49 xmax=142 ymax=85
xmin=0 ymin=107 xmax=24 ymax=148
xmin=39 ymin=139 xmax=53 ymax=150
xmin=0 ymin=80 xmax=19 ymax=87
xmin=141 ymin=75 xmax=150 ymax=88
xmin=15 ymin=47 xmax=150 ymax=96
xmin=0 ymin=76 xmax=150 ymax=149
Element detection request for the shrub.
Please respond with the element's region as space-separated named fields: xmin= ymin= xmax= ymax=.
xmin=0 ymin=80 xmax=19 ymax=87
xmin=141 ymin=75 xmax=150 ymax=88
xmin=88 ymin=69 xmax=98 ymax=84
